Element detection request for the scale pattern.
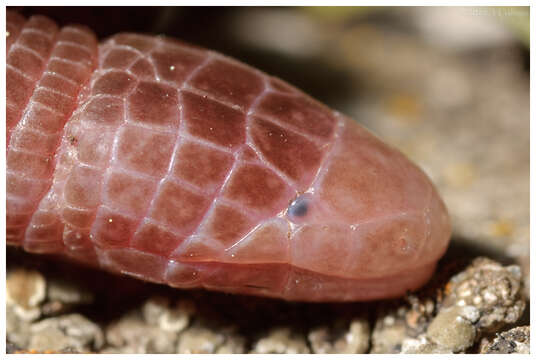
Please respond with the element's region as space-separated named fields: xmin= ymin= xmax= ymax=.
xmin=6 ymin=12 xmax=451 ymax=301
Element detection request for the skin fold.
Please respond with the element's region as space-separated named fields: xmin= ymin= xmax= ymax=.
xmin=6 ymin=10 xmax=451 ymax=302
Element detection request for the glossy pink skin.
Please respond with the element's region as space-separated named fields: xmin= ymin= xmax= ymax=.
xmin=6 ymin=12 xmax=451 ymax=301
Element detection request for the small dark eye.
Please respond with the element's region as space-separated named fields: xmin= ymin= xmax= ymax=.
xmin=288 ymin=194 xmax=311 ymax=222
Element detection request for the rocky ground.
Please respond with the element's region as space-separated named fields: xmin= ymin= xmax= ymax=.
xmin=5 ymin=254 xmax=528 ymax=354
xmin=6 ymin=7 xmax=529 ymax=354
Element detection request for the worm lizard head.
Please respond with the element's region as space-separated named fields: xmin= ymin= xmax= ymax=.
xmin=283 ymin=119 xmax=451 ymax=283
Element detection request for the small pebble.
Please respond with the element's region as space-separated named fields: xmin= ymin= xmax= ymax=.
xmin=6 ymin=303 xmax=32 ymax=349
xmin=216 ymin=333 xmax=246 ymax=354
xmin=6 ymin=269 xmax=46 ymax=321
xmin=370 ymin=317 xmax=408 ymax=354
xmin=141 ymin=296 xmax=196 ymax=333
xmin=371 ymin=257 xmax=526 ymax=354
xmin=479 ymin=326 xmax=530 ymax=354
xmin=252 ymin=327 xmax=310 ymax=354
xmin=177 ymin=327 xmax=225 ymax=354
xmin=29 ymin=314 xmax=104 ymax=352
xmin=401 ymin=335 xmax=451 ymax=354
xmin=308 ymin=318 xmax=370 ymax=353
xmin=443 ymin=257 xmax=525 ymax=332
xmin=105 ymin=310 xmax=177 ymax=353
xmin=160 ymin=301 xmax=195 ymax=333
xmin=141 ymin=296 xmax=170 ymax=326
xmin=426 ymin=306 xmax=476 ymax=353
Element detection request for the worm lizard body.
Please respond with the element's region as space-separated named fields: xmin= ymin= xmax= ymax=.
xmin=6 ymin=11 xmax=451 ymax=301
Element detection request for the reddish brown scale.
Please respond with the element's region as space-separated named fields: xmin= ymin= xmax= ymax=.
xmin=171 ymin=141 xmax=234 ymax=194
xmin=182 ymin=90 xmax=246 ymax=149
xmin=250 ymin=116 xmax=323 ymax=187
xmin=6 ymin=11 xmax=451 ymax=302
